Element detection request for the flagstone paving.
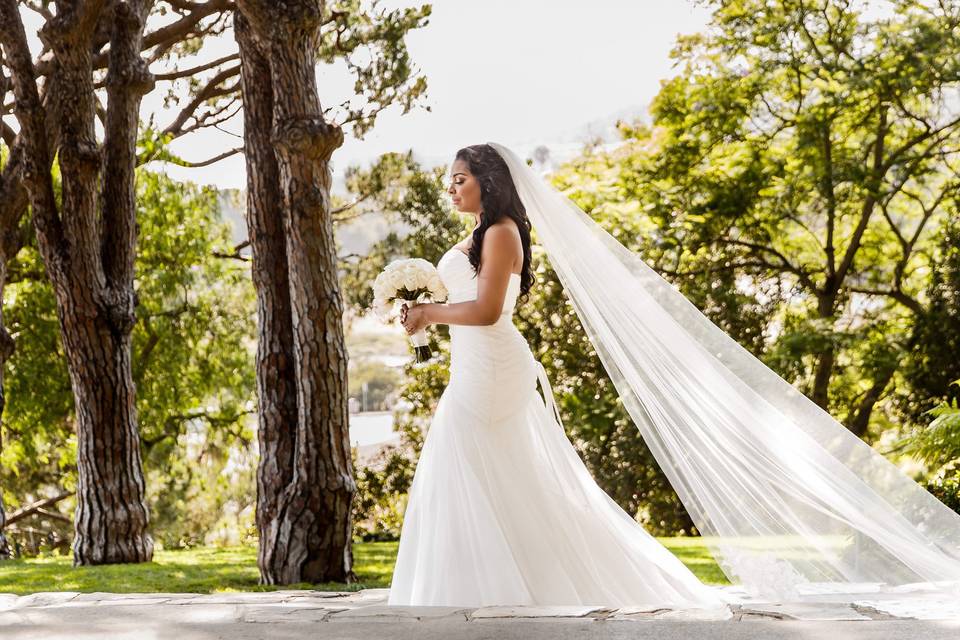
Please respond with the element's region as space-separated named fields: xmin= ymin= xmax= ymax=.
xmin=1 ymin=587 xmax=960 ymax=639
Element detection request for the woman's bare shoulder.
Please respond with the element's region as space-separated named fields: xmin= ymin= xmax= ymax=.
xmin=482 ymin=219 xmax=523 ymax=273
xmin=487 ymin=217 xmax=522 ymax=241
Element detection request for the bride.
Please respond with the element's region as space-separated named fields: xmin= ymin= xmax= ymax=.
xmin=385 ymin=142 xmax=960 ymax=609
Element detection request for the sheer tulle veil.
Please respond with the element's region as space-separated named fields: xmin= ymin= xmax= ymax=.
xmin=487 ymin=140 xmax=960 ymax=602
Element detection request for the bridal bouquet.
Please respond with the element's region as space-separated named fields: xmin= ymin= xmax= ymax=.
xmin=372 ymin=258 xmax=449 ymax=362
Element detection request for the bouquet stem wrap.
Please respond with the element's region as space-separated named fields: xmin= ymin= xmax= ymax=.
xmin=405 ymin=300 xmax=432 ymax=363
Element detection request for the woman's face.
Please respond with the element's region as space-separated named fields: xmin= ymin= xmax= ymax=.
xmin=448 ymin=159 xmax=482 ymax=214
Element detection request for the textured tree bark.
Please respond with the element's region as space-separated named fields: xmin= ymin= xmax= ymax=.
xmin=0 ymin=0 xmax=154 ymax=565
xmin=235 ymin=13 xmax=299 ymax=582
xmin=58 ymin=1 xmax=154 ymax=567
xmin=235 ymin=0 xmax=356 ymax=584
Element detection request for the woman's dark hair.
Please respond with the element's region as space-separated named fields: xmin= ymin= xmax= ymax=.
xmin=454 ymin=143 xmax=536 ymax=304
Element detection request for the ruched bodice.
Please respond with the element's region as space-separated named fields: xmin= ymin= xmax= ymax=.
xmin=436 ymin=247 xmax=522 ymax=315
xmin=434 ymin=247 xmax=536 ymax=424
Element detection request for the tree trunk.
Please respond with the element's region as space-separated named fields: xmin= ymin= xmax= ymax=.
xmin=811 ymin=344 xmax=835 ymax=409
xmin=235 ymin=13 xmax=300 ymax=582
xmin=236 ymin=0 xmax=356 ymax=584
xmin=811 ymin=295 xmax=837 ymax=410
xmin=848 ymin=366 xmax=895 ymax=438
xmin=62 ymin=301 xmax=152 ymax=565
xmin=0 ymin=0 xmax=154 ymax=565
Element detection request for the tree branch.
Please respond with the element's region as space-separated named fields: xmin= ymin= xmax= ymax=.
xmin=31 ymin=0 xmax=233 ymax=77
xmin=884 ymin=113 xmax=960 ymax=173
xmin=100 ymin=0 xmax=154 ymax=311
xmin=158 ymin=145 xmax=242 ymax=168
xmin=846 ymin=285 xmax=924 ymax=316
xmin=834 ymin=104 xmax=888 ymax=287
xmin=161 ymin=64 xmax=240 ymax=137
xmin=4 ymin=491 xmax=75 ymax=528
xmin=718 ymin=237 xmax=819 ymax=292
xmin=153 ymin=52 xmax=238 ymax=81
xmin=172 ymin=90 xmax=240 ymax=136
xmin=0 ymin=0 xmax=67 ymax=273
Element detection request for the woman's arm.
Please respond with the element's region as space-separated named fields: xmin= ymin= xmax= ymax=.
xmin=423 ymin=224 xmax=521 ymax=327
xmin=423 ymin=299 xmax=497 ymax=327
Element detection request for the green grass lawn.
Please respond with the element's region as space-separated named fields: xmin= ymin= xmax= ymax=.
xmin=0 ymin=538 xmax=729 ymax=596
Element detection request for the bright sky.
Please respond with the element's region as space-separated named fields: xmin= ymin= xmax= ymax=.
xmin=154 ymin=0 xmax=712 ymax=192
xmin=12 ymin=2 xmax=713 ymax=192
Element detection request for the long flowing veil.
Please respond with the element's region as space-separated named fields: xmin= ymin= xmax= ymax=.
xmin=488 ymin=141 xmax=960 ymax=603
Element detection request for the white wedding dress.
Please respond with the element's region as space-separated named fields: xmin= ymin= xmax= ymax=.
xmin=386 ymin=244 xmax=726 ymax=608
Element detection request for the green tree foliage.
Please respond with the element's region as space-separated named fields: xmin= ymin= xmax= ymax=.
xmin=903 ymin=383 xmax=960 ymax=469
xmin=351 ymin=443 xmax=416 ymax=541
xmin=135 ymin=0 xmax=432 ymax=174
xmin=573 ymin=0 xmax=960 ymax=439
xmin=899 ymin=214 xmax=960 ymax=432
xmin=348 ymin=356 xmax=449 ymax=541
xmin=314 ymin=0 xmax=432 ymax=139
xmin=896 ymin=214 xmax=960 ymax=507
xmin=1 ymin=171 xmax=256 ymax=553
xmin=900 ymin=378 xmax=960 ymax=513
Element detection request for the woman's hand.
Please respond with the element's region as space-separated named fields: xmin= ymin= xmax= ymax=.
xmin=400 ymin=302 xmax=431 ymax=335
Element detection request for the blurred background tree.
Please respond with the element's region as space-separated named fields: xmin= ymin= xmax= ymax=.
xmin=0 ymin=171 xmax=256 ymax=555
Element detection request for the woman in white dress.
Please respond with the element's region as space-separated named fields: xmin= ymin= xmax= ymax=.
xmin=387 ymin=144 xmax=725 ymax=608
xmin=385 ymin=142 xmax=960 ymax=612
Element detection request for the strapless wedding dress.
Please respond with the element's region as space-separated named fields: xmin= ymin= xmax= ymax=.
xmin=386 ymin=245 xmax=726 ymax=608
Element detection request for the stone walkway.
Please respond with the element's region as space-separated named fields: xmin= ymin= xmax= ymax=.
xmin=2 ymin=588 xmax=960 ymax=639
